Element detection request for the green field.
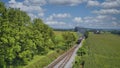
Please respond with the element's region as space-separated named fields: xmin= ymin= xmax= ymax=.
xmin=83 ymin=33 xmax=120 ymax=68
xmin=54 ymin=31 xmax=77 ymax=35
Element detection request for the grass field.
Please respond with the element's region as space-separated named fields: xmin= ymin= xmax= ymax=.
xmin=83 ymin=33 xmax=120 ymax=68
xmin=53 ymin=31 xmax=77 ymax=35
xmin=24 ymin=51 xmax=63 ymax=68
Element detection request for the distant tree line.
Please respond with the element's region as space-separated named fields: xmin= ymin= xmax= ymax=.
xmin=111 ymin=30 xmax=120 ymax=35
xmin=53 ymin=29 xmax=74 ymax=31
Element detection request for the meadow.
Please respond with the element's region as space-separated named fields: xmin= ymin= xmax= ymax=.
xmin=85 ymin=33 xmax=120 ymax=68
xmin=73 ymin=32 xmax=120 ymax=68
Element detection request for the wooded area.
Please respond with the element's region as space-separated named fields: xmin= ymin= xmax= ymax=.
xmin=0 ymin=2 xmax=78 ymax=68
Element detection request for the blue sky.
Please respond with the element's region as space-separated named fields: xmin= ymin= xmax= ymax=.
xmin=2 ymin=0 xmax=120 ymax=29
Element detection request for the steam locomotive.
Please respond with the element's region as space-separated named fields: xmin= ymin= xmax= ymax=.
xmin=76 ymin=36 xmax=84 ymax=44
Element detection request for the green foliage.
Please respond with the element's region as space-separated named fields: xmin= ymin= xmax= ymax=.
xmin=53 ymin=31 xmax=78 ymax=51
xmin=83 ymin=33 xmax=120 ymax=68
xmin=73 ymin=33 xmax=120 ymax=68
xmin=72 ymin=56 xmax=81 ymax=68
xmin=62 ymin=32 xmax=77 ymax=49
xmin=111 ymin=30 xmax=120 ymax=35
xmin=0 ymin=1 xmax=57 ymax=67
xmin=25 ymin=51 xmax=61 ymax=68
xmin=73 ymin=39 xmax=87 ymax=68
xmin=84 ymin=31 xmax=89 ymax=39
xmin=0 ymin=1 xmax=78 ymax=68
xmin=77 ymin=47 xmax=87 ymax=56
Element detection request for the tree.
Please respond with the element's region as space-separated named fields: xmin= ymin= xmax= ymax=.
xmin=62 ymin=32 xmax=77 ymax=49
xmin=0 ymin=5 xmax=35 ymax=66
xmin=84 ymin=31 xmax=89 ymax=39
xmin=33 ymin=18 xmax=55 ymax=54
xmin=0 ymin=1 xmax=58 ymax=67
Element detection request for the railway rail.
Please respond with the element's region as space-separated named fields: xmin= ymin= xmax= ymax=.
xmin=46 ymin=45 xmax=77 ymax=68
xmin=46 ymin=37 xmax=84 ymax=68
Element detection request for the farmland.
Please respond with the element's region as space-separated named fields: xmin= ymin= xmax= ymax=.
xmin=73 ymin=32 xmax=120 ymax=68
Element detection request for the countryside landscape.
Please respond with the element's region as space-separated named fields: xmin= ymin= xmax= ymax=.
xmin=0 ymin=0 xmax=120 ymax=68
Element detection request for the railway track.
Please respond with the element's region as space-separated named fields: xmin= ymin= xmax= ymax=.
xmin=46 ymin=37 xmax=84 ymax=68
xmin=46 ymin=45 xmax=78 ymax=68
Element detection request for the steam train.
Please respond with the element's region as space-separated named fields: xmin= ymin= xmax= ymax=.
xmin=76 ymin=36 xmax=84 ymax=44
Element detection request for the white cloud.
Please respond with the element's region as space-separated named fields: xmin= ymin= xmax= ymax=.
xmin=90 ymin=0 xmax=120 ymax=28
xmin=45 ymin=20 xmax=75 ymax=29
xmin=83 ymin=15 xmax=116 ymax=23
xmin=52 ymin=13 xmax=71 ymax=18
xmin=46 ymin=16 xmax=53 ymax=21
xmin=46 ymin=13 xmax=71 ymax=21
xmin=73 ymin=17 xmax=83 ymax=23
xmin=28 ymin=13 xmax=37 ymax=20
xmin=93 ymin=9 xmax=120 ymax=15
xmin=87 ymin=0 xmax=100 ymax=7
xmin=7 ymin=0 xmax=120 ymax=29
xmin=23 ymin=0 xmax=46 ymax=6
xmin=73 ymin=15 xmax=120 ymax=28
xmin=83 ymin=16 xmax=101 ymax=23
xmin=8 ymin=0 xmax=44 ymax=19
xmin=8 ymin=0 xmax=16 ymax=3
xmin=48 ymin=0 xmax=87 ymax=6
xmin=38 ymin=13 xmax=44 ymax=17
xmin=112 ymin=22 xmax=118 ymax=26
xmin=101 ymin=0 xmax=120 ymax=8
xmin=45 ymin=21 xmax=66 ymax=25
xmin=45 ymin=13 xmax=74 ymax=28
xmin=9 ymin=1 xmax=44 ymax=13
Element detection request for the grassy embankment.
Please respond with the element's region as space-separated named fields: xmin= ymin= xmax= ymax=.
xmin=24 ymin=31 xmax=78 ymax=68
xmin=73 ymin=32 xmax=120 ymax=68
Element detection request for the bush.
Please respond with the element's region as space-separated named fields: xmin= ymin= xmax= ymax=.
xmin=25 ymin=51 xmax=61 ymax=68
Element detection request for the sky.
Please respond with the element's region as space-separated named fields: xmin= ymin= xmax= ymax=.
xmin=2 ymin=0 xmax=120 ymax=29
